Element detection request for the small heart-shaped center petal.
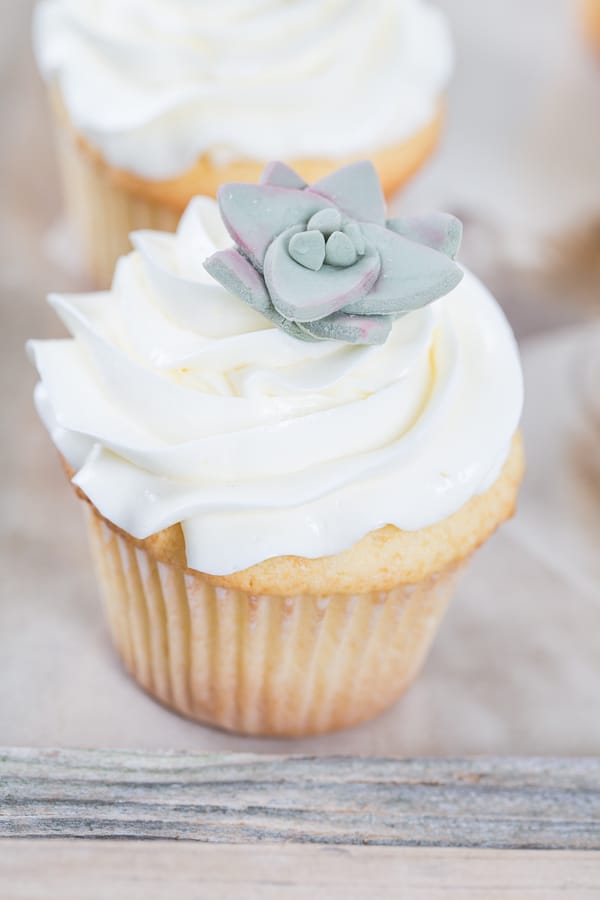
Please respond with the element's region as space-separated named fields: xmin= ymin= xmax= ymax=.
xmin=307 ymin=207 xmax=342 ymax=236
xmin=288 ymin=229 xmax=326 ymax=271
xmin=325 ymin=231 xmax=357 ymax=268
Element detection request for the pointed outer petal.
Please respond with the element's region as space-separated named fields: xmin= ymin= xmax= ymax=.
xmin=264 ymin=226 xmax=381 ymax=323
xmin=299 ymin=312 xmax=392 ymax=345
xmin=343 ymin=223 xmax=464 ymax=316
xmin=203 ymin=246 xmax=313 ymax=339
xmin=131 ymin=230 xmax=266 ymax=338
xmin=387 ymin=213 xmax=463 ymax=259
xmin=309 ymin=161 xmax=386 ymax=226
xmin=217 ymin=183 xmax=329 ymax=269
xmin=259 ymin=160 xmax=308 ymax=190
xmin=203 ymin=248 xmax=272 ymax=315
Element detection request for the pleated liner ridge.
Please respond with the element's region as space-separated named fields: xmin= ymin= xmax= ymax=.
xmin=84 ymin=503 xmax=465 ymax=737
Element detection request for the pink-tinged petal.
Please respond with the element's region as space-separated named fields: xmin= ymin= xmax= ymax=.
xmin=217 ymin=184 xmax=329 ymax=269
xmin=264 ymin=227 xmax=381 ymax=323
xmin=309 ymin=161 xmax=386 ymax=226
xmin=343 ymin=223 xmax=463 ymax=316
xmin=387 ymin=213 xmax=463 ymax=259
xmin=259 ymin=161 xmax=308 ymax=190
xmin=204 ymin=247 xmax=313 ymax=339
xmin=299 ymin=312 xmax=392 ymax=345
xmin=203 ymin=248 xmax=271 ymax=314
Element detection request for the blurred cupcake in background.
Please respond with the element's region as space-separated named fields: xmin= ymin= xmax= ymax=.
xmin=33 ymin=0 xmax=453 ymax=286
xmin=583 ymin=0 xmax=600 ymax=52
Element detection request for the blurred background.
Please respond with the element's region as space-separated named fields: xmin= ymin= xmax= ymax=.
xmin=1 ymin=0 xmax=599 ymax=754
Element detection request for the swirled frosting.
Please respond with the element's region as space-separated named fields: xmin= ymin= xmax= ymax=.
xmin=33 ymin=0 xmax=453 ymax=179
xmin=29 ymin=197 xmax=523 ymax=576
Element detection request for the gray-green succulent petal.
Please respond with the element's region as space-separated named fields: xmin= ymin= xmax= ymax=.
xmin=386 ymin=213 xmax=463 ymax=260
xmin=205 ymin=161 xmax=463 ymax=346
xmin=203 ymin=247 xmax=273 ymax=315
xmin=342 ymin=223 xmax=463 ymax=316
xmin=217 ymin=183 xmax=328 ymax=269
xmin=310 ymin=161 xmax=387 ymax=226
xmin=298 ymin=311 xmax=392 ymax=345
xmin=259 ymin=160 xmax=308 ymax=190
xmin=264 ymin=227 xmax=381 ymax=323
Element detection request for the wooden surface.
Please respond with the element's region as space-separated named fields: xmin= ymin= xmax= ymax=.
xmin=3 ymin=749 xmax=600 ymax=898
xmin=2 ymin=841 xmax=600 ymax=900
xmin=2 ymin=748 xmax=600 ymax=849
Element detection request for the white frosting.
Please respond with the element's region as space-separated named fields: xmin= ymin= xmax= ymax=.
xmin=33 ymin=0 xmax=453 ymax=179
xmin=29 ymin=198 xmax=523 ymax=576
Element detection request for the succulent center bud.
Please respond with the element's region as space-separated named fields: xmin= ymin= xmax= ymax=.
xmin=288 ymin=207 xmax=366 ymax=271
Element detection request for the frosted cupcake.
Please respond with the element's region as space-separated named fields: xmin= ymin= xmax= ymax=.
xmin=29 ymin=161 xmax=524 ymax=737
xmin=583 ymin=0 xmax=600 ymax=51
xmin=33 ymin=0 xmax=453 ymax=286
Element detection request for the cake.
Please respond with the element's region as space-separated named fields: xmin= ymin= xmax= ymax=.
xmin=33 ymin=0 xmax=453 ymax=285
xmin=28 ymin=160 xmax=524 ymax=736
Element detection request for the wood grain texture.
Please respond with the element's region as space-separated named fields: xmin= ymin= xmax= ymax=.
xmin=1 ymin=841 xmax=600 ymax=900
xmin=1 ymin=748 xmax=599 ymax=849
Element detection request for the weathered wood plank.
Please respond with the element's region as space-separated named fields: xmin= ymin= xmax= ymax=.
xmin=1 ymin=749 xmax=599 ymax=849
xmin=1 ymin=840 xmax=600 ymax=900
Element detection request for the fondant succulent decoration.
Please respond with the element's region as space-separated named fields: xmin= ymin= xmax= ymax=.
xmin=204 ymin=160 xmax=463 ymax=345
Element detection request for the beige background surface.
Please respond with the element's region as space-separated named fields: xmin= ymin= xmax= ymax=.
xmin=1 ymin=0 xmax=599 ymax=754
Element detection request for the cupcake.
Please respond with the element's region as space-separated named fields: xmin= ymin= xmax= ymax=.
xmin=29 ymin=161 xmax=524 ymax=737
xmin=583 ymin=0 xmax=600 ymax=51
xmin=33 ymin=0 xmax=453 ymax=287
